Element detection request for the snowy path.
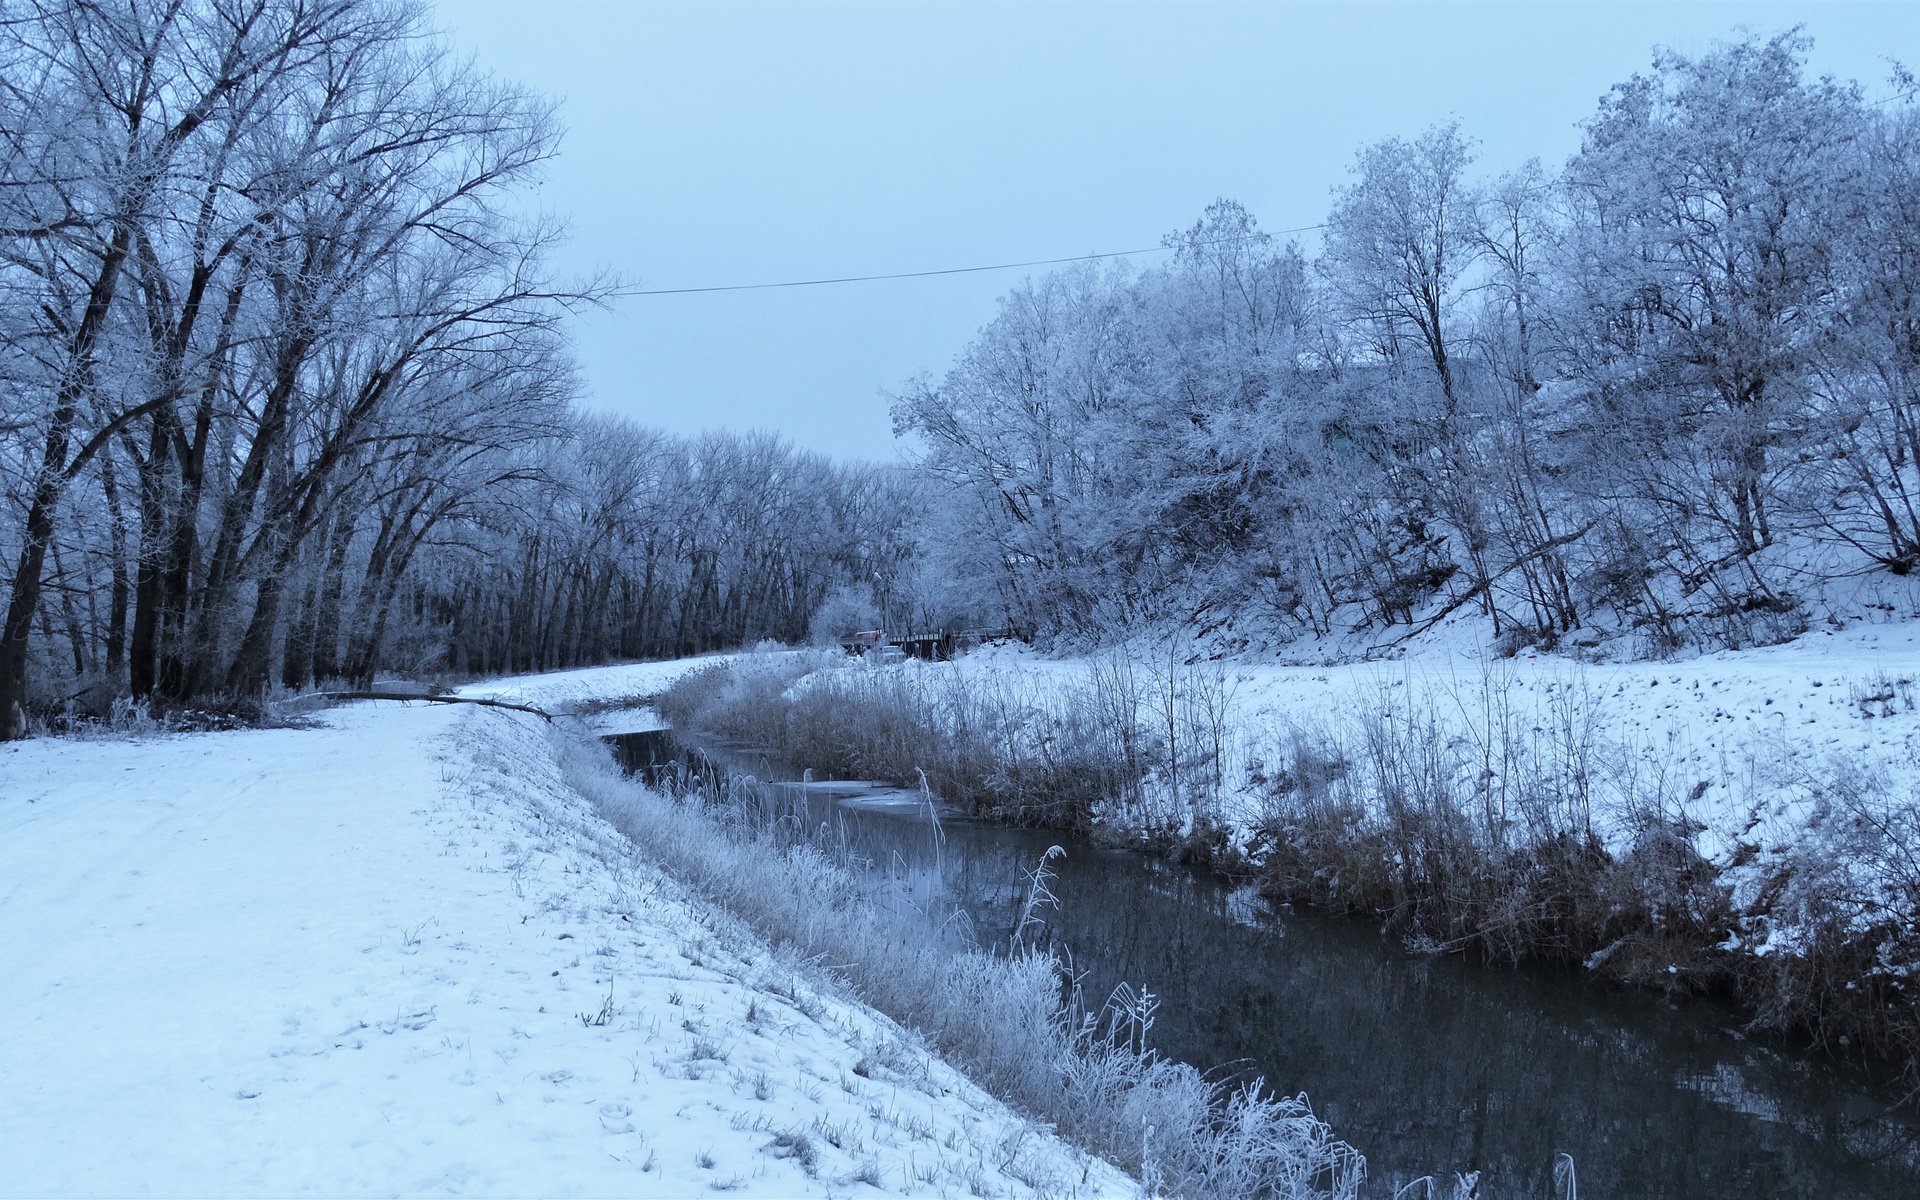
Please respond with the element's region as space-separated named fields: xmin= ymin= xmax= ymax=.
xmin=0 ymin=674 xmax=1132 ymax=1198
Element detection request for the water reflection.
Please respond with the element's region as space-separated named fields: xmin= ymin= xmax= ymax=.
xmin=606 ymin=727 xmax=1920 ymax=1198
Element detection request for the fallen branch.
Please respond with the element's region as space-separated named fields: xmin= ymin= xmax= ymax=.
xmin=312 ymin=691 xmax=554 ymax=722
xmin=1385 ymin=519 xmax=1601 ymax=647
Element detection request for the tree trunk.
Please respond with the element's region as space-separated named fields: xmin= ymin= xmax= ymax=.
xmin=100 ymin=449 xmax=130 ymax=679
xmin=0 ymin=228 xmax=131 ymax=740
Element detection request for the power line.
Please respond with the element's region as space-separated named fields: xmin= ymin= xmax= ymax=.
xmin=625 ymin=224 xmax=1326 ymax=297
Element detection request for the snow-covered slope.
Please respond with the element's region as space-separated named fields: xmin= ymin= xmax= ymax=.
xmin=908 ymin=620 xmax=1920 ymax=862
xmin=0 ymin=672 xmax=1132 ymax=1198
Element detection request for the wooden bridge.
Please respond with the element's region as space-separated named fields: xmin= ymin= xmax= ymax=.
xmin=836 ymin=628 xmax=1014 ymax=661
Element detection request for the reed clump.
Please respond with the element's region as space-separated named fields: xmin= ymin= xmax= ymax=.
xmin=1244 ymin=686 xmax=1920 ymax=1097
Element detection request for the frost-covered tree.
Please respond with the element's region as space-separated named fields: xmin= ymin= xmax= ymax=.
xmin=1142 ymin=201 xmax=1316 ymax=571
xmin=1800 ymin=84 xmax=1920 ymax=573
xmin=1556 ymin=31 xmax=1866 ymax=563
xmin=1463 ymin=160 xmax=1585 ymax=634
xmin=0 ymin=0 xmax=370 ymax=735
xmin=1317 ymin=121 xmax=1506 ymax=623
xmin=0 ymin=0 xmax=597 ymax=731
xmin=892 ymin=264 xmax=1150 ymax=637
xmin=1323 ymin=120 xmax=1479 ymax=422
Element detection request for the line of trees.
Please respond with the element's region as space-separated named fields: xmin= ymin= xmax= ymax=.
xmin=8 ymin=14 xmax=1915 ymax=738
xmin=0 ymin=0 xmax=915 ymax=737
xmin=433 ymin=423 xmax=918 ymax=678
xmin=895 ymin=33 xmax=1920 ymax=652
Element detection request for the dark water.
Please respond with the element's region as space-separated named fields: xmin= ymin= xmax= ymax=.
xmin=606 ymin=725 xmax=1920 ymax=1199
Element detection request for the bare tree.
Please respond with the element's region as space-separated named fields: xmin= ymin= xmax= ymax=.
xmin=1557 ymin=31 xmax=1865 ymax=562
xmin=0 ymin=0 xmax=364 ymax=737
xmin=1800 ymin=87 xmax=1920 ymax=573
xmin=1323 ymin=120 xmax=1479 ymax=422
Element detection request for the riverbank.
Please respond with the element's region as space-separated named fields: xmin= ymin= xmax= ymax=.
xmin=617 ymin=722 xmax=1920 ymax=1196
xmin=0 ymin=662 xmax=1134 ymax=1197
xmin=656 ymin=625 xmax=1920 ymax=1093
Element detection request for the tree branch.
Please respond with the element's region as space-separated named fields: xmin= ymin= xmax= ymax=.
xmin=309 ymin=691 xmax=553 ymax=721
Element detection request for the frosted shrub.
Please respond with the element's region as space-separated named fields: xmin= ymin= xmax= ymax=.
xmin=1247 ymin=679 xmax=1731 ymax=974
xmin=655 ymin=649 xmax=837 ymax=746
xmin=1737 ymin=756 xmax=1920 ymax=1089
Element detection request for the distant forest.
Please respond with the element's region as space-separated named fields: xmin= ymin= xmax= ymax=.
xmin=3 ymin=5 xmax=1916 ymax=736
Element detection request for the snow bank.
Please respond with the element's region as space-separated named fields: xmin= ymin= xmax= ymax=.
xmin=457 ymin=652 xmax=742 ymax=708
xmin=0 ymin=681 xmax=1134 ymax=1197
xmin=857 ymin=620 xmax=1920 ymax=864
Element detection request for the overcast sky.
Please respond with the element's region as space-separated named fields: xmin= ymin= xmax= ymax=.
xmin=435 ymin=0 xmax=1917 ymax=462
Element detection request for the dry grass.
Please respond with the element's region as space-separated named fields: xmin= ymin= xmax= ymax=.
xmin=1247 ymin=681 xmax=1920 ymax=1097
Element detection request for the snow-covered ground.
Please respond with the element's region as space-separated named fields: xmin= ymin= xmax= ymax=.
xmin=0 ymin=661 xmax=1133 ymax=1198
xmin=8 ymin=622 xmax=1910 ymax=1195
xmin=460 ymin=655 xmax=739 ymax=711
xmin=849 ymin=618 xmax=1920 ymax=866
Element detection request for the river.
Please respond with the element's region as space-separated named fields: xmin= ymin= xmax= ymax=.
xmin=605 ymin=723 xmax=1919 ymax=1198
